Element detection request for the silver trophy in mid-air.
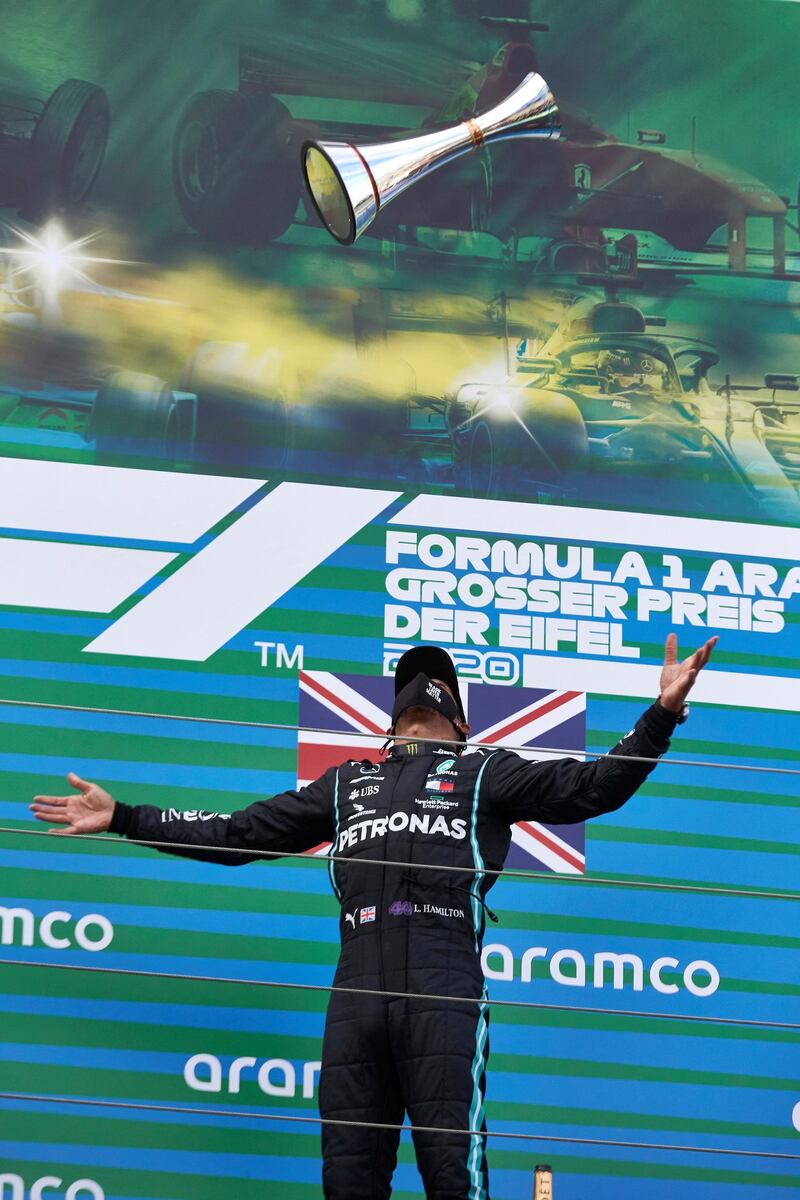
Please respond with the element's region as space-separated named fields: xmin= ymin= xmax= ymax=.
xmin=302 ymin=70 xmax=559 ymax=244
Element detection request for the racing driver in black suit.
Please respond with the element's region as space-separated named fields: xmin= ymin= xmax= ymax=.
xmin=32 ymin=633 xmax=716 ymax=1200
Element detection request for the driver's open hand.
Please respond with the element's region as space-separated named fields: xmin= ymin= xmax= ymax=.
xmin=659 ymin=633 xmax=717 ymax=713
xmin=30 ymin=772 xmax=115 ymax=835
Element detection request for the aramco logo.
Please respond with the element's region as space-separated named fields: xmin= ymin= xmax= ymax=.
xmin=184 ymin=1054 xmax=321 ymax=1098
xmin=0 ymin=907 xmax=113 ymax=951
xmin=481 ymin=943 xmax=720 ymax=997
xmin=0 ymin=1177 xmax=104 ymax=1200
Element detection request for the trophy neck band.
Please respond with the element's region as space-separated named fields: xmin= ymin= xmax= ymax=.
xmin=465 ymin=118 xmax=486 ymax=150
xmin=348 ymin=142 xmax=381 ymax=214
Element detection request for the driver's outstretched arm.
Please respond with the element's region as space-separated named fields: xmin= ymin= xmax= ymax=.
xmin=487 ymin=633 xmax=716 ymax=825
xmin=33 ymin=767 xmax=337 ymax=866
xmin=486 ymin=700 xmax=677 ymax=825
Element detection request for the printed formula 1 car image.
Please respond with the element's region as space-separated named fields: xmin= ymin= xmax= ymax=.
xmin=1 ymin=212 xmax=797 ymax=525
xmin=0 ymin=272 xmax=287 ymax=472
xmin=0 ymin=241 xmax=450 ymax=479
xmin=449 ymin=300 xmax=800 ymax=521
xmin=0 ymin=79 xmax=109 ymax=217
xmin=0 ymin=216 xmax=198 ymax=467
xmin=169 ymin=21 xmax=789 ymax=277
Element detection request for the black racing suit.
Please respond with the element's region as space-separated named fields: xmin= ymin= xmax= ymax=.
xmin=109 ymin=701 xmax=678 ymax=1199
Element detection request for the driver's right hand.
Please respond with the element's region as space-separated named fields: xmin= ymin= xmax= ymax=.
xmin=31 ymin=772 xmax=115 ymax=835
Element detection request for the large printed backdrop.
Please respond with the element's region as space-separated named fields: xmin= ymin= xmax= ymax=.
xmin=0 ymin=1 xmax=799 ymax=1197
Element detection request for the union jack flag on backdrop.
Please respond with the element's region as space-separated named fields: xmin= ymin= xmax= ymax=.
xmin=297 ymin=669 xmax=586 ymax=874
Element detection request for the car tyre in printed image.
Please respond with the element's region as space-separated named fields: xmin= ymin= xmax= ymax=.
xmin=29 ymin=79 xmax=110 ymax=210
xmin=462 ymin=415 xmax=526 ymax=498
xmin=180 ymin=340 xmax=289 ymax=471
xmin=91 ymin=370 xmax=184 ymax=463
xmin=458 ymin=391 xmax=588 ymax=499
xmin=172 ymin=90 xmax=299 ymax=242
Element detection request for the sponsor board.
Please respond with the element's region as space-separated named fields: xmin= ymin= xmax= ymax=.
xmin=482 ymin=943 xmax=721 ymax=996
xmin=184 ymin=1054 xmax=321 ymax=1098
xmin=0 ymin=907 xmax=113 ymax=952
xmin=5 ymin=460 xmax=799 ymax=714
xmin=3 ymin=14 xmax=799 ymax=1192
xmin=0 ymin=1178 xmax=104 ymax=1200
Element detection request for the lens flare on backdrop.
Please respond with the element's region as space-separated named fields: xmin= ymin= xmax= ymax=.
xmin=0 ymin=220 xmax=134 ymax=318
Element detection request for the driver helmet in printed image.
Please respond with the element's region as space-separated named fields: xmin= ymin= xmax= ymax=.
xmin=598 ymin=348 xmax=667 ymax=391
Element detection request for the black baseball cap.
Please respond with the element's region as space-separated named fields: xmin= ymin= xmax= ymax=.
xmin=393 ymin=645 xmax=465 ymax=722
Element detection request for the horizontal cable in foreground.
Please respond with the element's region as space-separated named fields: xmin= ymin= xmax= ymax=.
xmin=2 ymin=824 xmax=798 ymax=903
xmin=0 ymin=1091 xmax=796 ymax=1161
xmin=1 ymin=695 xmax=798 ymax=777
xmin=2 ymin=958 xmax=798 ymax=1031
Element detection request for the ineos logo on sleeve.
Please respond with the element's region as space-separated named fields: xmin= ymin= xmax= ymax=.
xmin=161 ymin=809 xmax=230 ymax=822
